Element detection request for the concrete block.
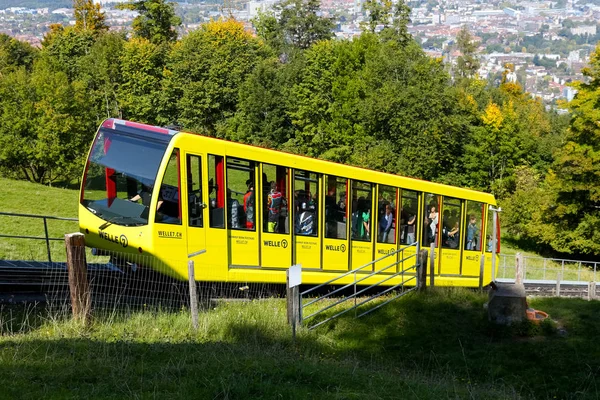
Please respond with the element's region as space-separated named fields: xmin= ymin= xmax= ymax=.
xmin=487 ymin=282 xmax=527 ymax=325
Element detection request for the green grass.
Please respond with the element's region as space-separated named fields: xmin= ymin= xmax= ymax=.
xmin=0 ymin=178 xmax=80 ymax=261
xmin=2 ymin=288 xmax=599 ymax=399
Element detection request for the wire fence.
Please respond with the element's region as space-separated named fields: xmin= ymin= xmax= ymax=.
xmin=2 ymin=245 xmax=285 ymax=320
xmin=0 ymin=211 xmax=79 ymax=262
xmin=497 ymin=254 xmax=600 ymax=284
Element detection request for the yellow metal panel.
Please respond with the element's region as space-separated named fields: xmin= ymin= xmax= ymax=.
xmin=261 ymin=232 xmax=292 ymax=268
xmin=229 ymin=230 xmax=259 ymax=266
xmin=439 ymin=248 xmax=461 ymax=275
xmin=295 ymin=236 xmax=321 ymax=270
xmin=398 ymin=245 xmax=417 ymax=275
xmin=322 ymin=237 xmax=349 ymax=270
xmin=462 ymin=251 xmax=482 ymax=277
xmin=375 ymin=243 xmax=397 ymax=272
xmin=351 ymin=242 xmax=373 ymax=271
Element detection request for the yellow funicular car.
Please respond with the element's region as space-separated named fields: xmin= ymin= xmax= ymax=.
xmin=79 ymin=119 xmax=499 ymax=287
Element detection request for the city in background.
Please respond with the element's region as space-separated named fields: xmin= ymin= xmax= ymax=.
xmin=1 ymin=0 xmax=599 ymax=108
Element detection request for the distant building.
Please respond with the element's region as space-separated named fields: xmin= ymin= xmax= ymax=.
xmin=571 ymin=25 xmax=596 ymax=35
xmin=563 ymin=86 xmax=577 ymax=102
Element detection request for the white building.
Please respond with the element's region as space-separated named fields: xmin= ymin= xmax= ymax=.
xmin=571 ymin=25 xmax=596 ymax=35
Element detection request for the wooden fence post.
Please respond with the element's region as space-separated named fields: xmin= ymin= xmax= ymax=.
xmin=188 ymin=260 xmax=199 ymax=330
xmin=515 ymin=252 xmax=524 ymax=285
xmin=417 ymin=249 xmax=428 ymax=291
xmin=429 ymin=243 xmax=436 ymax=287
xmin=64 ymin=233 xmax=91 ymax=323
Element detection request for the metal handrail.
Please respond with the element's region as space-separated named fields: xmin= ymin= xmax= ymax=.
xmin=302 ymin=261 xmax=417 ymax=321
xmin=301 ymin=242 xmax=419 ymax=297
xmin=0 ymin=211 xmax=78 ymax=262
xmin=301 ymin=241 xmax=421 ymax=329
xmin=302 ymin=250 xmax=417 ymax=309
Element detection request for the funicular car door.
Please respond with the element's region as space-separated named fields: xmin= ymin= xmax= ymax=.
xmin=374 ymin=185 xmax=399 ymax=273
xmin=422 ymin=193 xmax=441 ymax=274
xmin=183 ymin=151 xmax=207 ymax=271
xmin=322 ymin=175 xmax=350 ymax=271
xmin=350 ymin=180 xmax=375 ymax=271
xmin=293 ymin=170 xmax=322 ymax=270
xmin=260 ymin=163 xmax=293 ymax=268
xmin=226 ymin=157 xmax=260 ymax=267
xmin=439 ymin=196 xmax=462 ymax=275
xmin=461 ymin=201 xmax=485 ymax=278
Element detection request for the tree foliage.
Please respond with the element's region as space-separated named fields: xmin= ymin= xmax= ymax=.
xmin=455 ymin=25 xmax=480 ymax=80
xmin=254 ymin=0 xmax=334 ymax=51
xmin=73 ymin=0 xmax=109 ymax=34
xmin=161 ymin=19 xmax=267 ymax=135
xmin=0 ymin=15 xmax=583 ymax=257
xmin=119 ymin=0 xmax=182 ymax=45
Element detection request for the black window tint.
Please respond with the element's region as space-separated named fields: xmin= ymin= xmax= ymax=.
xmin=227 ymin=158 xmax=256 ymax=231
xmin=377 ymin=185 xmax=397 ymax=244
xmin=423 ymin=193 xmax=440 ymax=247
xmin=464 ymin=201 xmax=483 ymax=251
xmin=294 ymin=170 xmax=319 ymax=237
xmin=325 ymin=175 xmax=347 ymax=239
xmin=351 ymin=181 xmax=372 ymax=242
xmin=441 ymin=197 xmax=461 ymax=249
xmin=208 ymin=155 xmax=225 ymax=228
xmin=155 ymin=149 xmax=182 ymax=225
xmin=400 ymin=190 xmax=418 ymax=245
xmin=187 ymin=154 xmax=203 ymax=228
xmin=262 ymin=164 xmax=289 ymax=234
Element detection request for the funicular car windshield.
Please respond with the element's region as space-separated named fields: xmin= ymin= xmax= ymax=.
xmin=81 ymin=123 xmax=172 ymax=226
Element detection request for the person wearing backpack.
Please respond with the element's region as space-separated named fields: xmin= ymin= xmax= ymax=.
xmin=296 ymin=202 xmax=314 ymax=235
xmin=243 ymin=179 xmax=255 ymax=230
xmin=267 ymin=181 xmax=282 ymax=232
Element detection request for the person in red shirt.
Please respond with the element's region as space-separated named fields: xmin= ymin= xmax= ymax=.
xmin=243 ymin=179 xmax=255 ymax=229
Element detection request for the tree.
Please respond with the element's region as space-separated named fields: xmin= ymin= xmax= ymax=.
xmin=161 ymin=19 xmax=268 ymax=134
xmin=40 ymin=25 xmax=95 ymax=81
xmin=0 ymin=65 xmax=94 ymax=184
xmin=361 ymin=0 xmax=392 ymax=34
xmin=118 ymin=0 xmax=182 ymax=45
xmin=227 ymin=58 xmax=294 ymax=147
xmin=78 ymin=32 xmax=126 ymax=120
xmin=0 ymin=34 xmax=37 ymax=73
xmin=361 ymin=0 xmax=411 ymax=45
xmin=73 ymin=0 xmax=108 ymax=34
xmin=455 ymin=25 xmax=480 ymax=81
xmin=118 ymin=37 xmax=166 ymax=124
xmin=255 ymin=0 xmax=334 ymax=51
xmin=534 ymin=43 xmax=600 ymax=254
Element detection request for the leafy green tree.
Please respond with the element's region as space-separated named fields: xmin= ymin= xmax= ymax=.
xmin=0 ymin=34 xmax=37 ymax=73
xmin=529 ymin=44 xmax=600 ymax=254
xmin=0 ymin=66 xmax=93 ymax=184
xmin=254 ymin=0 xmax=334 ymax=51
xmin=227 ymin=57 xmax=294 ymax=147
xmin=161 ymin=19 xmax=268 ymax=134
xmin=455 ymin=25 xmax=480 ymax=81
xmin=118 ymin=37 xmax=166 ymax=124
xmin=119 ymin=0 xmax=182 ymax=45
xmin=40 ymin=25 xmax=95 ymax=81
xmin=78 ymin=32 xmax=126 ymax=120
xmin=74 ymin=0 xmax=109 ymax=34
xmin=361 ymin=0 xmax=392 ymax=33
xmin=362 ymin=0 xmax=411 ymax=45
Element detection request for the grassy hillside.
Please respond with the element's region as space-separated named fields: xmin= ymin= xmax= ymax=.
xmin=1 ymin=288 xmax=598 ymax=399
xmin=0 ymin=178 xmax=79 ymax=260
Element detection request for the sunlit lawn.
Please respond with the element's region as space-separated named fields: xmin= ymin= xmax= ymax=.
xmin=2 ymin=288 xmax=600 ymax=399
xmin=0 ymin=178 xmax=79 ymax=261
